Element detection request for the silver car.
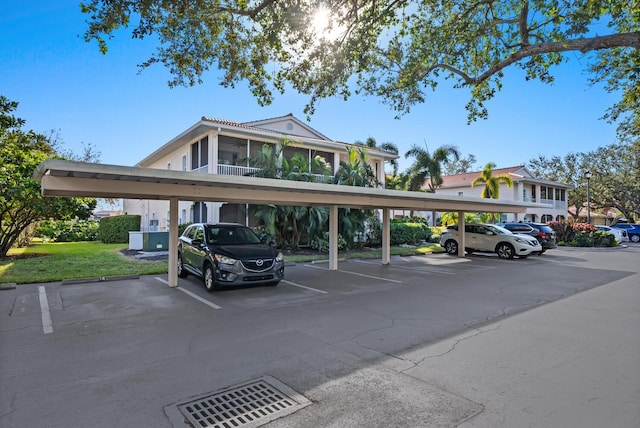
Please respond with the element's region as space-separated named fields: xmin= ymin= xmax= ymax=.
xmin=440 ymin=223 xmax=542 ymax=259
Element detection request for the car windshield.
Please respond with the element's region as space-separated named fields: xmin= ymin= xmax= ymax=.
xmin=207 ymin=226 xmax=262 ymax=245
xmin=485 ymin=224 xmax=513 ymax=235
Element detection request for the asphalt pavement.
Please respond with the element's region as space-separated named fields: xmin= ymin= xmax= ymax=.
xmin=1 ymin=245 xmax=639 ymax=428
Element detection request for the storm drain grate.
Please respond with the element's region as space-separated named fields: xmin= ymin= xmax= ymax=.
xmin=176 ymin=376 xmax=312 ymax=428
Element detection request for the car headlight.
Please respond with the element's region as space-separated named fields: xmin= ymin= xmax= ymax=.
xmin=215 ymin=254 xmax=237 ymax=265
xmin=276 ymin=252 xmax=284 ymax=262
xmin=513 ymin=237 xmax=529 ymax=244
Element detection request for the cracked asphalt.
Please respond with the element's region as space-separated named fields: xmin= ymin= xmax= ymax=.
xmin=1 ymin=245 xmax=639 ymax=427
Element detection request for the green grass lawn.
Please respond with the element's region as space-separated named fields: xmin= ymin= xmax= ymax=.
xmin=1 ymin=242 xmax=167 ymax=284
xmin=0 ymin=241 xmax=444 ymax=285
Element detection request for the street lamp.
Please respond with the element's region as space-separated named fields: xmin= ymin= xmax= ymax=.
xmin=585 ymin=170 xmax=593 ymax=224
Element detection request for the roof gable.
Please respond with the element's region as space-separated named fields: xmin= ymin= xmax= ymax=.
xmin=243 ymin=113 xmax=330 ymax=140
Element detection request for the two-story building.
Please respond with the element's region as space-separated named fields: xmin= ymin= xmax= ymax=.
xmin=123 ymin=114 xmax=398 ymax=230
xmin=435 ymin=166 xmax=572 ymax=222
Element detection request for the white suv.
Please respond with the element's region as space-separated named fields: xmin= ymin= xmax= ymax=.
xmin=440 ymin=223 xmax=542 ymax=259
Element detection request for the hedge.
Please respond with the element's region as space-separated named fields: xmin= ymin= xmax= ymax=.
xmin=98 ymin=215 xmax=141 ymax=244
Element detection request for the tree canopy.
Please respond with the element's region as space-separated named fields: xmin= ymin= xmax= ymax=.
xmin=527 ymin=139 xmax=640 ymax=221
xmin=0 ymin=96 xmax=96 ymax=258
xmin=81 ymin=0 xmax=638 ymax=127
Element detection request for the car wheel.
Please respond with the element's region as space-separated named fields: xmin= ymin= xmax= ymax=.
xmin=177 ymin=254 xmax=188 ymax=278
xmin=496 ymin=243 xmax=515 ymax=259
xmin=203 ymin=263 xmax=218 ymax=292
xmin=444 ymin=239 xmax=458 ymax=255
xmin=631 ymin=234 xmax=640 ymax=243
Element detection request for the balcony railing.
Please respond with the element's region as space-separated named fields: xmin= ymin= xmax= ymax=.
xmin=540 ymin=198 xmax=567 ymax=210
xmin=216 ymin=164 xmax=333 ymax=183
xmin=217 ymin=164 xmax=260 ymax=177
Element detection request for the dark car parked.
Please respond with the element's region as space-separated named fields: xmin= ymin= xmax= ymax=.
xmin=178 ymin=223 xmax=284 ymax=291
xmin=610 ymin=222 xmax=640 ymax=243
xmin=498 ymin=222 xmax=557 ymax=253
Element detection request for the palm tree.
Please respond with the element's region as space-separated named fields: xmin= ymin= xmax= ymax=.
xmin=405 ymin=142 xmax=461 ymax=192
xmin=354 ymin=137 xmax=399 ymax=175
xmin=471 ymin=162 xmax=513 ymax=199
xmin=334 ymin=145 xmax=378 ymax=187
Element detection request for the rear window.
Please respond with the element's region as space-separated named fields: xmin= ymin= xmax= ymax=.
xmin=531 ymin=224 xmax=554 ymax=233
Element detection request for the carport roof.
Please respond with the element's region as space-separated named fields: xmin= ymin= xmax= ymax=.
xmin=34 ymin=159 xmax=548 ymax=213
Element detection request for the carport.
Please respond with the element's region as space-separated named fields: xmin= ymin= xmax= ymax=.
xmin=34 ymin=159 xmax=547 ymax=287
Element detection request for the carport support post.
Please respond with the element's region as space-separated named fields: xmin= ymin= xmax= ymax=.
xmin=382 ymin=208 xmax=391 ymax=265
xmin=458 ymin=211 xmax=466 ymax=258
xmin=168 ymin=198 xmax=179 ymax=287
xmin=329 ymin=205 xmax=338 ymax=270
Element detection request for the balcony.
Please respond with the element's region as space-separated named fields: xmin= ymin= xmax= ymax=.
xmin=216 ymin=164 xmax=333 ymax=183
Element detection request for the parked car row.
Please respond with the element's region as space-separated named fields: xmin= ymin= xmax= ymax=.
xmin=610 ymin=222 xmax=640 ymax=243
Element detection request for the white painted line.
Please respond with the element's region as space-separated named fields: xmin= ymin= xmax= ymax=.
xmin=38 ymin=286 xmax=53 ymax=334
xmin=304 ymin=264 xmax=403 ymax=283
xmin=281 ymin=279 xmax=328 ymax=294
xmin=155 ymin=277 xmax=222 ymax=310
xmin=352 ymin=259 xmax=455 ymax=275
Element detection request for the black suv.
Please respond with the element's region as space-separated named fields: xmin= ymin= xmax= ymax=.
xmin=178 ymin=223 xmax=284 ymax=291
xmin=498 ymin=222 xmax=557 ymax=253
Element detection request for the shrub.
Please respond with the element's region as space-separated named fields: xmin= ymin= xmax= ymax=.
xmin=363 ymin=218 xmax=433 ymax=246
xmin=390 ymin=221 xmax=431 ymax=245
xmin=310 ymin=232 xmax=347 ymax=252
xmin=98 ymin=215 xmax=141 ymax=244
xmin=36 ymin=219 xmax=99 ymax=242
xmin=178 ymin=222 xmax=192 ymax=236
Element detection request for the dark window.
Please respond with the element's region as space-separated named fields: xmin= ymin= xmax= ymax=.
xmin=218 ymin=135 xmax=247 ymax=166
xmin=191 ymin=136 xmax=209 ymax=170
xmin=192 ymin=202 xmax=207 ymax=223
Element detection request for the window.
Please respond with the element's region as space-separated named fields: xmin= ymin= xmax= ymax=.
xmin=540 ymin=186 xmax=548 ymax=199
xmin=192 ymin=202 xmax=207 ymax=223
xmin=541 ymin=214 xmax=553 ymax=222
xmin=194 ymin=226 xmax=205 ymax=242
xmin=219 ymin=135 xmax=247 ymax=166
xmin=191 ymin=136 xmax=209 ymax=170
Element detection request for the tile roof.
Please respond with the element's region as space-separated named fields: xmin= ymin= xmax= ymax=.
xmin=440 ymin=166 xmax=525 ymax=188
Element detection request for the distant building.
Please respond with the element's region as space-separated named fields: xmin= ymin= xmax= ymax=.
xmin=91 ymin=210 xmax=123 ymax=220
xmin=435 ymin=166 xmax=572 ymax=222
xmin=122 ymin=114 xmax=398 ymax=231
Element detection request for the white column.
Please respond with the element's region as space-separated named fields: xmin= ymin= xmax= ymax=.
xmin=458 ymin=211 xmax=466 ymax=258
xmin=382 ymin=208 xmax=391 ymax=265
xmin=329 ymin=205 xmax=338 ymax=270
xmin=168 ymin=198 xmax=179 ymax=287
xmin=211 ymin=131 xmax=219 ymax=174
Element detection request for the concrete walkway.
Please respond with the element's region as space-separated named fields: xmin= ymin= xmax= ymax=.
xmin=392 ymin=273 xmax=640 ymax=427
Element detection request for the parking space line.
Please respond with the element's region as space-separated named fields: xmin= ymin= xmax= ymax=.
xmin=281 ymin=279 xmax=328 ymax=294
xmin=155 ymin=277 xmax=222 ymax=310
xmin=304 ymin=264 xmax=403 ymax=283
xmin=38 ymin=286 xmax=53 ymax=334
xmin=352 ymin=259 xmax=455 ymax=275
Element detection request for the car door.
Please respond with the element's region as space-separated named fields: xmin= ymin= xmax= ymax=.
xmin=180 ymin=226 xmax=196 ymax=267
xmin=473 ymin=225 xmax=495 ymax=251
xmin=465 ymin=225 xmax=483 ymax=250
xmin=189 ymin=225 xmax=207 ymax=274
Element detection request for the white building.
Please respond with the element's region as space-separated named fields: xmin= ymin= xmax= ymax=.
xmin=435 ymin=166 xmax=572 ymax=222
xmin=123 ymin=114 xmax=398 ymax=230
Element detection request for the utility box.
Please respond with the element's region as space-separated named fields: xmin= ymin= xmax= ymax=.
xmin=129 ymin=231 xmax=169 ymax=251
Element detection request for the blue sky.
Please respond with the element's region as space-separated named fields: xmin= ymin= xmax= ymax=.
xmin=1 ymin=1 xmax=620 ymax=176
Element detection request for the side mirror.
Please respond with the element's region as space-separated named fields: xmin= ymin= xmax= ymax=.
xmin=191 ymin=238 xmax=203 ymax=246
xmin=485 ymin=231 xmax=494 ymax=235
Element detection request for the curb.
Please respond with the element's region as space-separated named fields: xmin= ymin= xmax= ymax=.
xmin=0 ymin=283 xmax=17 ymax=290
xmin=62 ymin=274 xmax=140 ymax=285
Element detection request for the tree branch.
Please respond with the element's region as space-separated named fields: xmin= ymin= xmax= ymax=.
xmin=413 ymin=32 xmax=640 ymax=86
